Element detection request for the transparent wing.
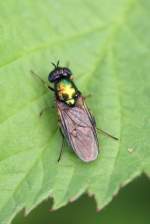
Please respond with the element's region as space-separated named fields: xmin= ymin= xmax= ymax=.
xmin=57 ymin=96 xmax=99 ymax=162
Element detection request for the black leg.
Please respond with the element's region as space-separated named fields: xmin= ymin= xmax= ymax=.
xmin=48 ymin=86 xmax=55 ymax=91
xmin=30 ymin=70 xmax=55 ymax=91
xmin=57 ymin=133 xmax=65 ymax=162
xmin=83 ymin=94 xmax=92 ymax=100
xmin=39 ymin=107 xmax=50 ymax=117
xmin=96 ymin=128 xmax=119 ymax=140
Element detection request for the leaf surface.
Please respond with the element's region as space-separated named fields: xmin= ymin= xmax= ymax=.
xmin=0 ymin=0 xmax=149 ymax=223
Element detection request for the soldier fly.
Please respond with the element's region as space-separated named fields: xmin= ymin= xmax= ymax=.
xmin=31 ymin=61 xmax=118 ymax=162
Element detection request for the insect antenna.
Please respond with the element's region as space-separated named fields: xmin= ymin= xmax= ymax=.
xmin=51 ymin=60 xmax=60 ymax=69
xmin=30 ymin=70 xmax=55 ymax=92
xmin=56 ymin=60 xmax=60 ymax=67
xmin=51 ymin=62 xmax=57 ymax=68
xmin=30 ymin=70 xmax=46 ymax=86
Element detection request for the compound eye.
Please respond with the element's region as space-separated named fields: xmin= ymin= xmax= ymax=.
xmin=48 ymin=73 xmax=53 ymax=82
xmin=63 ymin=68 xmax=72 ymax=76
xmin=63 ymin=72 xmax=68 ymax=77
xmin=67 ymin=69 xmax=72 ymax=75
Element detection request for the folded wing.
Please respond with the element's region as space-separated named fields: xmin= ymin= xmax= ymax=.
xmin=57 ymin=96 xmax=99 ymax=162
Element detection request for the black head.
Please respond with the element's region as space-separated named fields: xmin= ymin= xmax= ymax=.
xmin=48 ymin=61 xmax=72 ymax=83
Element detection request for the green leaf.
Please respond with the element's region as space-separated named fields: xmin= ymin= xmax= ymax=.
xmin=0 ymin=0 xmax=149 ymax=223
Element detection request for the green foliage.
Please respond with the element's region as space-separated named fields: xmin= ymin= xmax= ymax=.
xmin=0 ymin=0 xmax=149 ymax=223
xmin=12 ymin=176 xmax=150 ymax=224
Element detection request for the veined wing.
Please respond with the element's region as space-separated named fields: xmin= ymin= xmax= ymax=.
xmin=57 ymin=96 xmax=99 ymax=162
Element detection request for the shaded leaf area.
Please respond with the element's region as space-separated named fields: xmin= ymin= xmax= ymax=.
xmin=12 ymin=175 xmax=150 ymax=224
xmin=0 ymin=0 xmax=149 ymax=223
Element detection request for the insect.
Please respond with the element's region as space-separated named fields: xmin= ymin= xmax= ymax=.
xmin=32 ymin=61 xmax=118 ymax=162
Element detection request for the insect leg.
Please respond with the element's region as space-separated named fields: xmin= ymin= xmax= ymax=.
xmin=39 ymin=107 xmax=51 ymax=117
xmin=81 ymin=94 xmax=92 ymax=102
xmin=85 ymin=107 xmax=118 ymax=140
xmin=48 ymin=86 xmax=55 ymax=91
xmin=57 ymin=129 xmax=65 ymax=162
xmin=89 ymin=110 xmax=118 ymax=140
xmin=84 ymin=93 xmax=92 ymax=99
xmin=90 ymin=114 xmax=96 ymax=126
xmin=96 ymin=128 xmax=119 ymax=140
xmin=30 ymin=70 xmax=55 ymax=91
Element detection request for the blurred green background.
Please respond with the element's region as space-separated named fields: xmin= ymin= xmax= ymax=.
xmin=12 ymin=175 xmax=150 ymax=224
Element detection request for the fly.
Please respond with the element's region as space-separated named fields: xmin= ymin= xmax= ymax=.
xmin=31 ymin=61 xmax=118 ymax=163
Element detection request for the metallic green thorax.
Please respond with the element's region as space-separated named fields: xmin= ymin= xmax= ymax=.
xmin=55 ymin=78 xmax=79 ymax=106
